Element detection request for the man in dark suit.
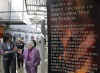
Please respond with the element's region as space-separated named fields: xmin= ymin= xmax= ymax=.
xmin=1 ymin=33 xmax=16 ymax=73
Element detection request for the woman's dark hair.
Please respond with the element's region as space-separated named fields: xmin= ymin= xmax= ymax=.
xmin=3 ymin=33 xmax=12 ymax=42
xmin=32 ymin=40 xmax=36 ymax=48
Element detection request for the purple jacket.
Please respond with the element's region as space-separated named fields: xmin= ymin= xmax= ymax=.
xmin=23 ymin=48 xmax=40 ymax=73
xmin=23 ymin=48 xmax=40 ymax=66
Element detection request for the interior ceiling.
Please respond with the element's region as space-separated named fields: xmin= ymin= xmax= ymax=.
xmin=25 ymin=0 xmax=47 ymax=24
xmin=0 ymin=0 xmax=47 ymax=25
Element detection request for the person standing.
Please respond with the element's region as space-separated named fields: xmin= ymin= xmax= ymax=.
xmin=23 ymin=40 xmax=40 ymax=73
xmin=16 ymin=38 xmax=24 ymax=69
xmin=1 ymin=33 xmax=16 ymax=73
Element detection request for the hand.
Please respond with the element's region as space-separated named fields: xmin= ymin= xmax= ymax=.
xmin=5 ymin=51 xmax=8 ymax=54
xmin=17 ymin=49 xmax=22 ymax=54
xmin=26 ymin=61 xmax=32 ymax=65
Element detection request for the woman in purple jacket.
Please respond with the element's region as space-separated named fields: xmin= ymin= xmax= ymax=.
xmin=23 ymin=40 xmax=40 ymax=73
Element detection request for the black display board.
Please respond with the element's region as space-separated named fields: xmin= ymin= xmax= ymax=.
xmin=48 ymin=0 xmax=100 ymax=73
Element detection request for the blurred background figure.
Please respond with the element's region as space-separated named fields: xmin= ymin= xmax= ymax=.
xmin=16 ymin=38 xmax=24 ymax=69
xmin=23 ymin=40 xmax=40 ymax=73
xmin=31 ymin=36 xmax=35 ymax=42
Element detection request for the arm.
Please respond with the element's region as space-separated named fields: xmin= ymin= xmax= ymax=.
xmin=75 ymin=32 xmax=95 ymax=59
xmin=3 ymin=42 xmax=18 ymax=55
xmin=59 ymin=28 xmax=72 ymax=62
xmin=0 ymin=43 xmax=4 ymax=55
xmin=34 ymin=50 xmax=41 ymax=66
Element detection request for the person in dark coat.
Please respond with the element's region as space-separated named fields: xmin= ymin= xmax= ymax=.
xmin=1 ymin=33 xmax=17 ymax=73
xmin=16 ymin=38 xmax=24 ymax=68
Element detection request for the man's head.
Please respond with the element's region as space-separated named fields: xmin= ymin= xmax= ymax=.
xmin=3 ymin=33 xmax=12 ymax=42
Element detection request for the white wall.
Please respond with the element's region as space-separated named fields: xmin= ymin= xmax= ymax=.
xmin=0 ymin=0 xmax=9 ymax=19
xmin=0 ymin=0 xmax=24 ymax=20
